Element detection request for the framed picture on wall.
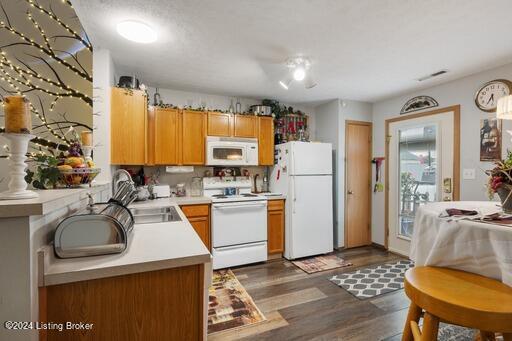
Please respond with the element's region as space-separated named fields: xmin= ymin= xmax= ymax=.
xmin=480 ymin=118 xmax=502 ymax=161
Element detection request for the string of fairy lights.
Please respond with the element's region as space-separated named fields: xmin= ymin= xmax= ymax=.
xmin=0 ymin=0 xmax=92 ymax=158
xmin=25 ymin=0 xmax=92 ymax=52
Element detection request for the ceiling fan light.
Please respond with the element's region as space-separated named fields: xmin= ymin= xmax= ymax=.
xmin=293 ymin=66 xmax=306 ymax=81
xmin=304 ymin=75 xmax=317 ymax=89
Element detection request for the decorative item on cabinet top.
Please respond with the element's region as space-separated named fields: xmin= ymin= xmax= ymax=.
xmin=400 ymin=96 xmax=439 ymax=115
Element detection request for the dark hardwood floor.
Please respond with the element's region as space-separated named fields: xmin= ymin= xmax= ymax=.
xmin=208 ymin=246 xmax=411 ymax=341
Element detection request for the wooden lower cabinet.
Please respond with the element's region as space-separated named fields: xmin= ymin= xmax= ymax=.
xmin=267 ymin=199 xmax=285 ymax=254
xmin=180 ymin=204 xmax=211 ymax=250
xmin=40 ymin=265 xmax=205 ymax=341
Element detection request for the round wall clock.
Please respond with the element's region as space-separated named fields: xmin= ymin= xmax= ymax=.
xmin=475 ymin=79 xmax=512 ymax=112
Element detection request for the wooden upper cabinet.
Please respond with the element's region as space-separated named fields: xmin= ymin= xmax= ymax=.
xmin=234 ymin=115 xmax=257 ymax=138
xmin=111 ymin=87 xmax=147 ymax=165
xmin=258 ymin=116 xmax=274 ymax=166
xmin=181 ymin=110 xmax=206 ymax=165
xmin=153 ymin=108 xmax=179 ymax=165
xmin=207 ymin=112 xmax=233 ymax=137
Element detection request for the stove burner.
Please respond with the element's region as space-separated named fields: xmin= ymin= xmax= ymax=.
xmin=241 ymin=193 xmax=258 ymax=197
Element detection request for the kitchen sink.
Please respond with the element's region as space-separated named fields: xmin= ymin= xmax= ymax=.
xmin=130 ymin=206 xmax=182 ymax=224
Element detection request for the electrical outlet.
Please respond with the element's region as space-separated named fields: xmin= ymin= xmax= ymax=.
xmin=463 ymin=169 xmax=476 ymax=180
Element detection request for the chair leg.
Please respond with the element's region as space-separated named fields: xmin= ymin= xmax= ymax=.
xmin=420 ymin=312 xmax=439 ymax=341
xmin=402 ymin=302 xmax=422 ymax=341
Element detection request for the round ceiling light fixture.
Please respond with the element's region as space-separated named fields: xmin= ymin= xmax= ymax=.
xmin=279 ymin=57 xmax=316 ymax=90
xmin=293 ymin=66 xmax=306 ymax=81
xmin=116 ymin=20 xmax=157 ymax=43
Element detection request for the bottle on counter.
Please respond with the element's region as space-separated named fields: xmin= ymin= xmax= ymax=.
xmin=190 ymin=177 xmax=203 ymax=197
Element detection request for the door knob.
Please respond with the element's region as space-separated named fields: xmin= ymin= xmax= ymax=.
xmin=347 ymin=190 xmax=354 ymax=194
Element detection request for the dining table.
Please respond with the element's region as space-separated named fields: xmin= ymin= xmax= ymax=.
xmin=410 ymin=201 xmax=512 ymax=286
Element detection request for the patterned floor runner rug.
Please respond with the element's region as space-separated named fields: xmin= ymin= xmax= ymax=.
xmin=292 ymin=254 xmax=353 ymax=274
xmin=208 ymin=269 xmax=266 ymax=334
xmin=329 ymin=259 xmax=413 ymax=299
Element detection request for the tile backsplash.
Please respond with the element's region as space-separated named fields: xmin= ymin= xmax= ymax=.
xmin=131 ymin=166 xmax=270 ymax=195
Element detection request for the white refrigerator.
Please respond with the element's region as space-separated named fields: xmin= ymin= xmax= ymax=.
xmin=270 ymin=141 xmax=334 ymax=259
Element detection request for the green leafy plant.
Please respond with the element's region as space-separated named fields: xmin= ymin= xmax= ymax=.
xmin=26 ymin=154 xmax=61 ymax=189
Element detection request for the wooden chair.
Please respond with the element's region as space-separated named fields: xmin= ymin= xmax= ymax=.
xmin=402 ymin=266 xmax=512 ymax=341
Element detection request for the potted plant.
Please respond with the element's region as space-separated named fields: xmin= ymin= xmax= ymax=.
xmin=485 ymin=151 xmax=512 ymax=213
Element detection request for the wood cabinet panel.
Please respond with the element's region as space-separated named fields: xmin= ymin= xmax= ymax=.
xmin=267 ymin=199 xmax=285 ymax=254
xmin=258 ymin=116 xmax=274 ymax=166
xmin=110 ymin=88 xmax=146 ymax=165
xmin=42 ymin=265 xmax=204 ymax=341
xmin=154 ymin=108 xmax=179 ymax=165
xmin=181 ymin=110 xmax=206 ymax=165
xmin=234 ymin=115 xmax=257 ymax=138
xmin=188 ymin=217 xmax=210 ymax=250
xmin=180 ymin=204 xmax=210 ymax=250
xmin=207 ymin=112 xmax=232 ymax=137
xmin=181 ymin=204 xmax=209 ymax=217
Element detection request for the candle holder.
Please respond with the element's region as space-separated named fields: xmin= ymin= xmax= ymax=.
xmin=82 ymin=145 xmax=93 ymax=162
xmin=0 ymin=133 xmax=39 ymax=200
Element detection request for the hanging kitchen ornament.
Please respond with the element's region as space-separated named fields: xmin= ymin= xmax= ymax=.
xmin=372 ymin=157 xmax=385 ymax=192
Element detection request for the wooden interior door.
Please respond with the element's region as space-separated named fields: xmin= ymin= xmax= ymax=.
xmin=345 ymin=121 xmax=372 ymax=248
xmin=181 ymin=110 xmax=206 ymax=165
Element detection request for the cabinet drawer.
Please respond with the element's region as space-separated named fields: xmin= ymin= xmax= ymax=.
xmin=180 ymin=204 xmax=209 ymax=217
xmin=267 ymin=199 xmax=285 ymax=211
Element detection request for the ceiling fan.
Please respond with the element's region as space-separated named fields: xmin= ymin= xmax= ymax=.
xmin=279 ymin=56 xmax=317 ymax=90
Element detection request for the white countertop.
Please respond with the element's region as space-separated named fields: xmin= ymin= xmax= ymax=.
xmin=0 ymin=182 xmax=110 ymax=218
xmin=42 ymin=206 xmax=211 ymax=286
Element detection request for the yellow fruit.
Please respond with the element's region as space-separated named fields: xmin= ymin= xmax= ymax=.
xmin=72 ymin=175 xmax=82 ymax=184
xmin=65 ymin=157 xmax=84 ymax=168
xmin=58 ymin=164 xmax=73 ymax=172
xmin=86 ymin=160 xmax=95 ymax=168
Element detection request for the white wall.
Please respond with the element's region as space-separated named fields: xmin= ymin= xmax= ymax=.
xmin=92 ymin=48 xmax=116 ymax=182
xmin=315 ymin=99 xmax=372 ymax=247
xmin=371 ymin=62 xmax=512 ymax=245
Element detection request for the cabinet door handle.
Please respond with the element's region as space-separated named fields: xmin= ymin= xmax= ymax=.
xmin=347 ymin=190 xmax=354 ymax=195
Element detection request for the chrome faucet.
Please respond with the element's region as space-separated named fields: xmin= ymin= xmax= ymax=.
xmin=112 ymin=169 xmax=134 ymax=196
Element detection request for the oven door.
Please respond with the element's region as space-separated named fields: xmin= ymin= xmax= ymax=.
xmin=211 ymin=201 xmax=267 ymax=247
xmin=206 ymin=143 xmax=247 ymax=166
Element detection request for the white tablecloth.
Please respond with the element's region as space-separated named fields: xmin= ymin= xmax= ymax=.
xmin=410 ymin=201 xmax=512 ymax=286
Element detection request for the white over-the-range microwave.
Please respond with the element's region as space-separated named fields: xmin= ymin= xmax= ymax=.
xmin=206 ymin=136 xmax=258 ymax=166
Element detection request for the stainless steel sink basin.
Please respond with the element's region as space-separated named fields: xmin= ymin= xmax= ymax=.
xmin=130 ymin=206 xmax=182 ymax=224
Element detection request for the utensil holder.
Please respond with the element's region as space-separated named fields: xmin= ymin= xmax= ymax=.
xmin=0 ymin=133 xmax=39 ymax=199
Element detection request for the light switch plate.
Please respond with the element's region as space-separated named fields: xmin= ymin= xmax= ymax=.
xmin=463 ymin=168 xmax=476 ymax=180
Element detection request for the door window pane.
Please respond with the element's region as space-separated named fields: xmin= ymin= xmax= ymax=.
xmin=213 ymin=148 xmax=243 ymax=160
xmin=398 ymin=125 xmax=437 ymax=239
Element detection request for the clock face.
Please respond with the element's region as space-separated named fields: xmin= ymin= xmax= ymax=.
xmin=475 ymin=79 xmax=511 ymax=112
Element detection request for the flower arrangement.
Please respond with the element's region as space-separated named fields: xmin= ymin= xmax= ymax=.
xmin=485 ymin=151 xmax=512 ymax=212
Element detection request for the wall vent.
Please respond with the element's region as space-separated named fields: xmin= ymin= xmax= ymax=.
xmin=417 ymin=70 xmax=448 ymax=82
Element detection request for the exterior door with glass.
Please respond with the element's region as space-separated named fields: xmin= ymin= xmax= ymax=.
xmin=386 ymin=107 xmax=459 ymax=256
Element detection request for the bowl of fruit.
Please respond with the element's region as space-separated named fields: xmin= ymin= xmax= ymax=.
xmin=57 ymin=142 xmax=101 ymax=187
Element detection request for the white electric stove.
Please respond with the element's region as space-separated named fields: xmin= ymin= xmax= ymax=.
xmin=203 ymin=177 xmax=268 ymax=269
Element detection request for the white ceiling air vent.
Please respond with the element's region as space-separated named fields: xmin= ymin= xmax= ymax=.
xmin=417 ymin=70 xmax=448 ymax=82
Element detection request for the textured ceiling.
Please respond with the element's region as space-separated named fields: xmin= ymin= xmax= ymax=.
xmin=72 ymin=0 xmax=512 ymax=104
